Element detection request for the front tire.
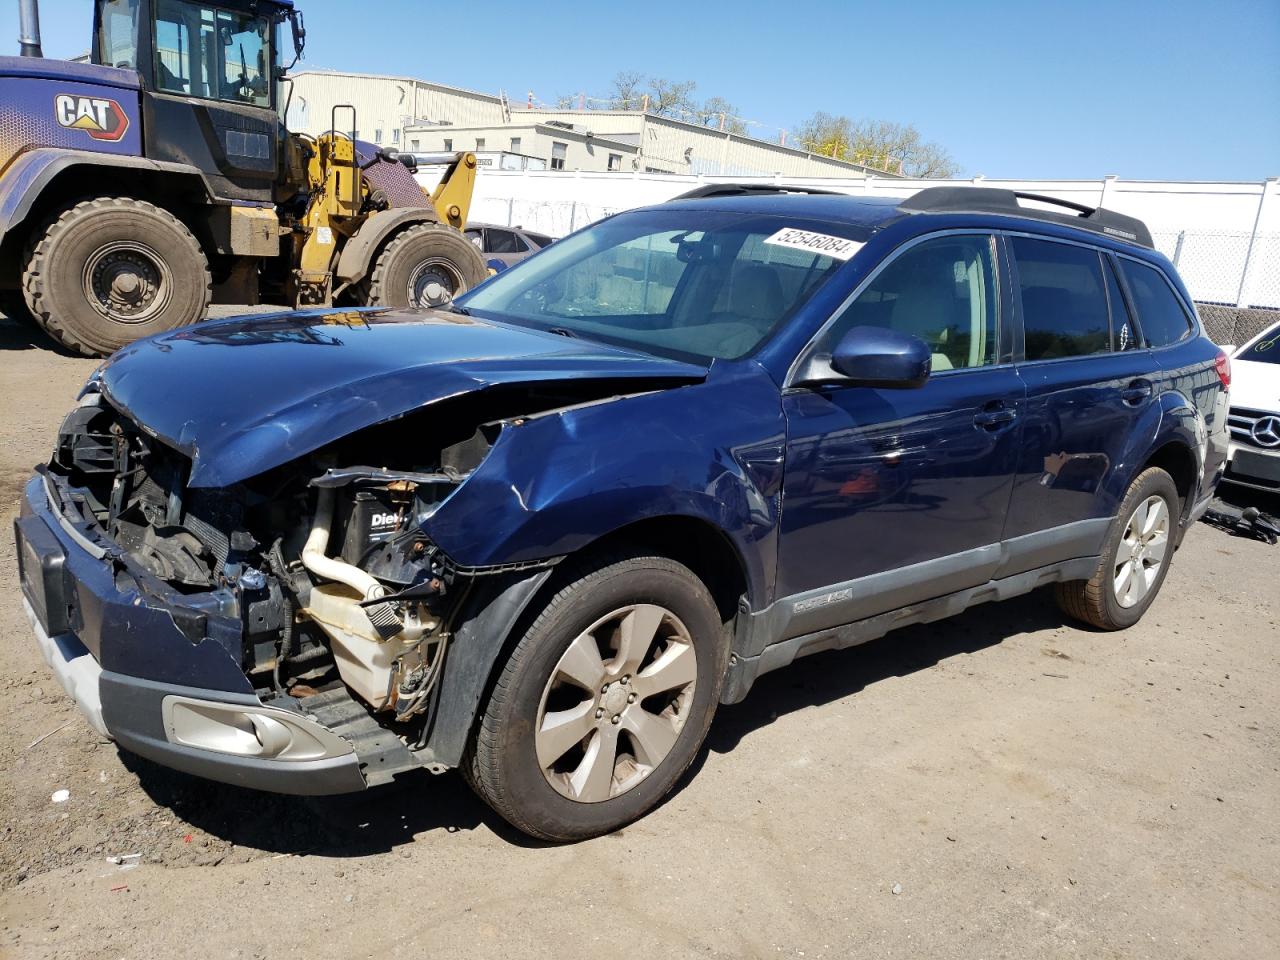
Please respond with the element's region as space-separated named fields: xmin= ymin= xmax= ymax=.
xmin=1055 ymin=467 xmax=1180 ymax=630
xmin=467 ymin=555 xmax=728 ymax=842
xmin=23 ymin=197 xmax=210 ymax=357
xmin=360 ymin=222 xmax=488 ymax=309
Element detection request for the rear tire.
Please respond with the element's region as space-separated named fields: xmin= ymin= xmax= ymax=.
xmin=467 ymin=554 xmax=727 ymax=842
xmin=23 ymin=197 xmax=210 ymax=357
xmin=360 ymin=222 xmax=488 ymax=309
xmin=1055 ymin=467 xmax=1180 ymax=630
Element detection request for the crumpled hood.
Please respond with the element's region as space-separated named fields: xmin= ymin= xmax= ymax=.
xmin=98 ymin=308 xmax=707 ymax=488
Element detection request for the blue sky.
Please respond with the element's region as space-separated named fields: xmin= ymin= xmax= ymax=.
xmin=8 ymin=0 xmax=1279 ymax=180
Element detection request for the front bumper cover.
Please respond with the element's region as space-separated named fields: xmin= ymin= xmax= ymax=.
xmin=16 ymin=472 xmax=369 ymax=796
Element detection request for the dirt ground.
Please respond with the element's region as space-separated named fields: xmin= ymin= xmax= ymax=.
xmin=1 ymin=312 xmax=1277 ymax=960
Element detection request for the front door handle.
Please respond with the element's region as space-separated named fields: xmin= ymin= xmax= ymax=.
xmin=1121 ymin=380 xmax=1153 ymax=405
xmin=974 ymin=402 xmax=1017 ymax=430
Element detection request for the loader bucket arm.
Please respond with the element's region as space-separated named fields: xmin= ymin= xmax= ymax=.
xmin=430 ymin=152 xmax=478 ymax=230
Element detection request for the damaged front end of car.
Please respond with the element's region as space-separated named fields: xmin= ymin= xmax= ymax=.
xmin=15 ymin=307 xmax=713 ymax=793
xmin=25 ymin=385 xmax=568 ymax=790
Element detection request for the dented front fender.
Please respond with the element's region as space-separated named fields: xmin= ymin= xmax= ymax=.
xmin=421 ymin=361 xmax=788 ymax=609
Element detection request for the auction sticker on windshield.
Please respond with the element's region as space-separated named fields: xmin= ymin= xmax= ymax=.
xmin=763 ymin=228 xmax=864 ymax=261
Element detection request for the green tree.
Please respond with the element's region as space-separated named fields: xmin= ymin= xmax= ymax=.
xmin=795 ymin=113 xmax=959 ymax=178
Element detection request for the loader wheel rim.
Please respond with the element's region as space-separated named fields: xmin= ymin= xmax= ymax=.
xmin=407 ymin=257 xmax=463 ymax=308
xmin=83 ymin=240 xmax=172 ymax=324
xmin=534 ymin=604 xmax=697 ymax=804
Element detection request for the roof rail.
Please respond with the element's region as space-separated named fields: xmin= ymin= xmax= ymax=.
xmin=898 ymin=186 xmax=1154 ymax=249
xmin=671 ymin=183 xmax=841 ymax=202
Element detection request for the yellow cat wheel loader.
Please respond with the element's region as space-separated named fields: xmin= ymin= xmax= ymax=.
xmin=0 ymin=0 xmax=486 ymax=356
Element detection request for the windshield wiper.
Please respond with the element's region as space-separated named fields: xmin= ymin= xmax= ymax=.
xmin=444 ymin=303 xmax=471 ymax=316
xmin=546 ymin=326 xmax=578 ymax=338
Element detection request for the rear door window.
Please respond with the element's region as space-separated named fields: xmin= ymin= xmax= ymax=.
xmin=1011 ymin=237 xmax=1111 ymax=360
xmin=487 ymin=230 xmax=528 ymax=254
xmin=1118 ymin=259 xmax=1194 ymax=348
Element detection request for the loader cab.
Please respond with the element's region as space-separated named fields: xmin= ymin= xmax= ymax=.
xmin=91 ymin=0 xmax=301 ymax=202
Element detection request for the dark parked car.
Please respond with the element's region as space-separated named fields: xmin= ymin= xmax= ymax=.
xmin=16 ymin=186 xmax=1229 ymax=841
xmin=464 ymin=222 xmax=554 ymax=270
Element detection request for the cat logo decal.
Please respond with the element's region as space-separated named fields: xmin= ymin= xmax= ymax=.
xmin=54 ymin=94 xmax=130 ymax=142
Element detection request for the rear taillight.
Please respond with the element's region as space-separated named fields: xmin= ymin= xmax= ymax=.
xmin=1214 ymin=350 xmax=1231 ymax=388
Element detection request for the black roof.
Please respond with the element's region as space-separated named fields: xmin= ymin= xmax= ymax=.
xmin=664 ymin=184 xmax=1154 ymax=249
xmin=899 ymin=187 xmax=1154 ymax=248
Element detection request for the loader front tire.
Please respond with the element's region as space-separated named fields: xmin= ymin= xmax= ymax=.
xmin=23 ymin=197 xmax=210 ymax=357
xmin=361 ymin=222 xmax=488 ymax=310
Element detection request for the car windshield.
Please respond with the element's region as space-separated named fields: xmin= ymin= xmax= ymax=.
xmin=456 ymin=208 xmax=864 ymax=362
xmin=1238 ymin=323 xmax=1280 ymax=364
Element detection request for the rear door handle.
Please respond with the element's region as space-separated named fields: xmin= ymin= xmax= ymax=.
xmin=1121 ymin=380 xmax=1153 ymax=405
xmin=974 ymin=401 xmax=1018 ymax=430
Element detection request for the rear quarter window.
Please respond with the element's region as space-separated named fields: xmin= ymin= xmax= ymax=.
xmin=1118 ymin=259 xmax=1194 ymax=348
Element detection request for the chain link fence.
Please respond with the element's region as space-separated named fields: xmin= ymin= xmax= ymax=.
xmin=1151 ymin=230 xmax=1280 ymax=311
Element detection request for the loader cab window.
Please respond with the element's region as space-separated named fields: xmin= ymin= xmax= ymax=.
xmin=152 ymin=1 xmax=273 ymax=108
xmin=95 ymin=0 xmax=140 ymax=70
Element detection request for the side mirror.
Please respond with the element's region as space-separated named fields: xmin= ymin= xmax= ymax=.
xmin=795 ymin=326 xmax=932 ymax=389
xmin=289 ymin=10 xmax=307 ymax=60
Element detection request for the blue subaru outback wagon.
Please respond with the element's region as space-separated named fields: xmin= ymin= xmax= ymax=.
xmin=16 ymin=186 xmax=1230 ymax=840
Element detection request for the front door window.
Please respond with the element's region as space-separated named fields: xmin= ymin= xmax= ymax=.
xmin=819 ymin=234 xmax=999 ymax=371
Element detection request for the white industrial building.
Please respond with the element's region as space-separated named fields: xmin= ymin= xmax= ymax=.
xmin=285 ymin=69 xmax=507 ymax=146
xmin=287 ymin=70 xmax=882 ymax=180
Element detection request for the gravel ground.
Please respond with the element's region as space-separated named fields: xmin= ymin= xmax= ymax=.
xmin=1 ymin=311 xmax=1277 ymax=959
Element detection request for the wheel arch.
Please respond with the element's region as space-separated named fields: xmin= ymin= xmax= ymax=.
xmin=0 ymin=150 xmax=214 ymax=282
xmin=333 ymin=208 xmax=439 ymax=288
xmin=1143 ymin=438 xmax=1199 ymax=521
xmin=419 ymin=513 xmax=750 ymax=772
xmin=561 ymin=514 xmax=751 ymax=626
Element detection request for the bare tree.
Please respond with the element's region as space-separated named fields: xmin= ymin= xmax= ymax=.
xmin=607 ymin=71 xmax=646 ymax=110
xmin=646 ymin=77 xmax=699 ymax=118
xmin=795 ymin=113 xmax=959 ymax=178
xmin=696 ymin=96 xmax=748 ymax=136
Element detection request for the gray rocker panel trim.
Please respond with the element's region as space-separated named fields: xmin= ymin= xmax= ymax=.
xmin=722 ymin=554 xmax=1101 ymax=705
xmin=739 ymin=517 xmax=1111 ymax=658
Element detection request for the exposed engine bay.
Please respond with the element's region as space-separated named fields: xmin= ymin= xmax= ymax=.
xmin=47 ymin=384 xmax=561 ymax=733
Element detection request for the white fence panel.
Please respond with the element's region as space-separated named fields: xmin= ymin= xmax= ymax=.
xmin=428 ymin=171 xmax=1280 ymax=308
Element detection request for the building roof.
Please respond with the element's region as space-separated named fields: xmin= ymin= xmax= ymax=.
xmin=525 ymin=108 xmax=892 ymax=176
xmin=290 ymin=69 xmax=503 ymax=105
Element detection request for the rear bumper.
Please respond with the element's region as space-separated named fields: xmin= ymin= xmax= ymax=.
xmin=16 ymin=472 xmax=369 ymax=796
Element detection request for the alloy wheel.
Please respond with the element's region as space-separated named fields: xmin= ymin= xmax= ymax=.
xmin=535 ymin=604 xmax=698 ymax=803
xmin=1113 ymin=494 xmax=1170 ymax=608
